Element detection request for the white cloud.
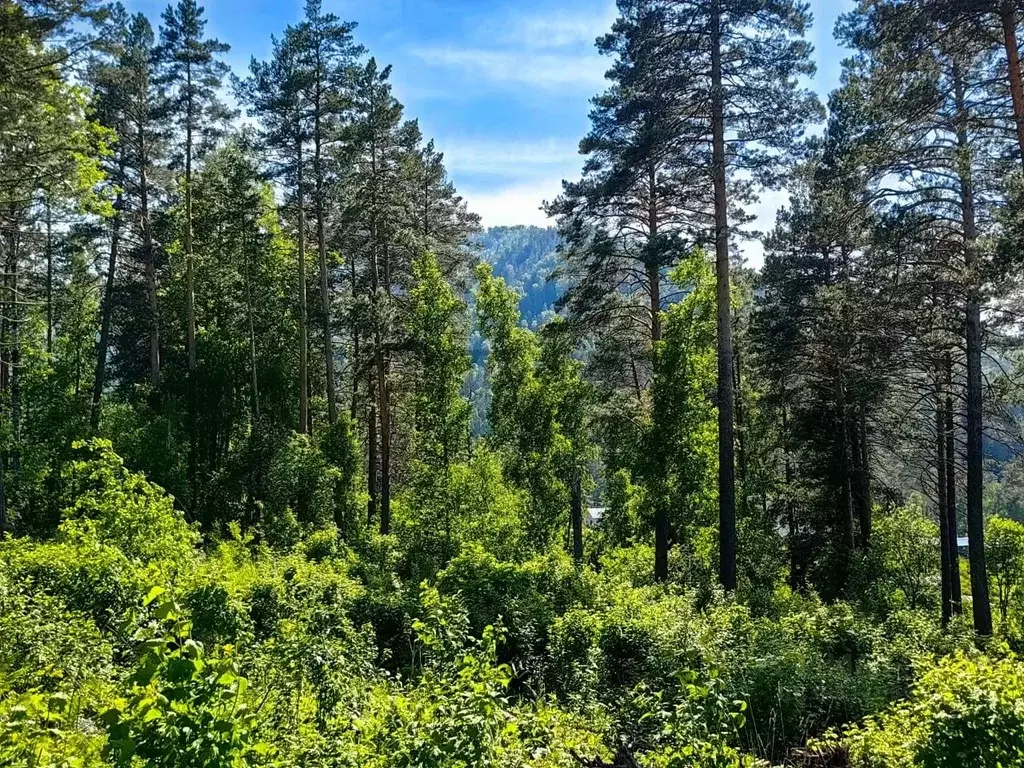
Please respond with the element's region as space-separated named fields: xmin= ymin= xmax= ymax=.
xmin=437 ymin=136 xmax=580 ymax=178
xmin=494 ymin=5 xmax=618 ymax=49
xmin=461 ymin=175 xmax=567 ymax=228
xmin=411 ymin=46 xmax=607 ymax=89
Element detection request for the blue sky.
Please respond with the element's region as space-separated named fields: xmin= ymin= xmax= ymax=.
xmin=126 ymin=0 xmax=856 ymax=265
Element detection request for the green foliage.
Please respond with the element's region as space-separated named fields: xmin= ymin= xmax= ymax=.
xmin=837 ymin=652 xmax=1024 ymax=768
xmin=102 ymin=589 xmax=262 ymax=768
xmin=986 ymin=516 xmax=1024 ymax=628
xmin=0 ymin=689 xmax=106 ymax=768
xmin=59 ymin=439 xmax=198 ymax=571
xmin=857 ymin=504 xmax=940 ymax=614
xmin=264 ymin=433 xmax=340 ymax=547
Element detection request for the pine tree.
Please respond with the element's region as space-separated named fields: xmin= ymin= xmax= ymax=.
xmin=156 ymin=0 xmax=231 ymax=512
xmin=665 ymin=0 xmax=820 ymax=591
xmin=238 ymin=29 xmax=311 ymax=433
xmin=291 ymin=0 xmax=362 ymax=426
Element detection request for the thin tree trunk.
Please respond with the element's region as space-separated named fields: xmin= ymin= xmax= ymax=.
xmin=945 ymin=354 xmax=963 ymax=614
xmin=91 ymin=193 xmax=122 ymax=429
xmin=711 ymin=0 xmax=736 ymax=591
xmin=936 ymin=373 xmax=952 ymax=626
xmin=855 ymin=409 xmax=872 ymax=545
xmin=184 ymin=86 xmax=198 ymax=515
xmin=782 ymin=405 xmax=799 ymax=590
xmin=139 ymin=133 xmax=160 ymax=389
xmin=377 ymin=345 xmax=390 ymax=536
xmin=10 ymin=231 xmax=21 ymax=476
xmin=45 ymin=200 xmax=53 ymax=355
xmin=837 ymin=374 xmax=856 ymax=554
xmin=350 ymin=255 xmax=359 ymax=421
xmin=314 ymin=109 xmax=337 ymax=424
xmin=954 ymin=61 xmax=993 ymax=635
xmin=571 ymin=470 xmax=583 ymax=564
xmin=734 ymin=313 xmax=747 ymax=516
xmin=297 ymin=139 xmax=309 ymax=434
xmin=648 ymin=163 xmax=669 ymax=583
xmin=367 ymin=382 xmax=378 ymax=526
xmin=243 ymin=230 xmax=259 ymax=422
xmin=1001 ymin=2 xmax=1024 ymax=166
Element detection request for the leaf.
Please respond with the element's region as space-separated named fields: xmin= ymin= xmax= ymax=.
xmin=143 ymin=586 xmax=166 ymax=607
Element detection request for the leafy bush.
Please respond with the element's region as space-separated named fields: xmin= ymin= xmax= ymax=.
xmin=0 ymin=574 xmax=113 ymax=695
xmin=264 ymin=433 xmax=340 ymax=548
xmin=0 ymin=689 xmax=106 ymax=768
xmin=836 ymin=651 xmax=1024 ymax=768
xmin=60 ymin=439 xmax=198 ymax=570
xmin=1 ymin=536 xmax=142 ymax=626
xmin=102 ymin=589 xmax=264 ymax=768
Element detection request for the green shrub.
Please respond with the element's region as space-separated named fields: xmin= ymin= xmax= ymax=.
xmin=1 ymin=536 xmax=142 ymax=626
xmin=837 ymin=651 xmax=1024 ymax=768
xmin=303 ymin=527 xmax=340 ymax=563
xmin=0 ymin=576 xmax=113 ymax=695
xmin=102 ymin=589 xmax=264 ymax=768
xmin=264 ymin=433 xmax=339 ymax=547
xmin=60 ymin=439 xmax=198 ymax=571
xmin=0 ymin=689 xmax=106 ymax=767
xmin=436 ymin=544 xmax=594 ymax=677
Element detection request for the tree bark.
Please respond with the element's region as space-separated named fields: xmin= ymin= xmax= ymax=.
xmin=139 ymin=129 xmax=160 ymax=389
xmin=711 ymin=0 xmax=736 ymax=592
xmin=314 ymin=100 xmax=337 ymax=424
xmin=1000 ymin=2 xmax=1024 ymax=166
xmin=297 ymin=139 xmax=309 ymax=434
xmin=734 ymin=313 xmax=747 ymax=517
xmin=936 ymin=374 xmax=952 ymax=626
xmin=243 ymin=229 xmax=259 ymax=422
xmin=782 ymin=405 xmax=799 ymax=590
xmin=91 ymin=194 xmax=122 ymax=429
xmin=45 ymin=200 xmax=53 ymax=355
xmin=854 ymin=409 xmax=872 ymax=546
xmin=648 ymin=166 xmax=669 ymax=582
xmin=571 ymin=470 xmax=583 ymax=564
xmin=367 ymin=384 xmax=378 ymax=526
xmin=184 ymin=68 xmax=198 ymax=515
xmin=10 ymin=231 xmax=21 ymax=476
xmin=945 ymin=354 xmax=963 ymax=614
xmin=954 ymin=61 xmax=993 ymax=635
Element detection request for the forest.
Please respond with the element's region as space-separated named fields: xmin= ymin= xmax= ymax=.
xmin=2 ymin=0 xmax=1024 ymax=765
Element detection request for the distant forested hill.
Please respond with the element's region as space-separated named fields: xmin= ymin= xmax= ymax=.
xmin=475 ymin=225 xmax=561 ymax=329
xmin=467 ymin=225 xmax=561 ymax=434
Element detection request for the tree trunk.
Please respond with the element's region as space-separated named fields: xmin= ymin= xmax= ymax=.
xmin=782 ymin=405 xmax=799 ymax=590
xmin=376 ymin=343 xmax=391 ymax=536
xmin=350 ymin=255 xmax=359 ymax=421
xmin=314 ymin=113 xmax=337 ymax=424
xmin=1001 ymin=2 xmax=1024 ymax=166
xmin=945 ymin=354 xmax=963 ymax=614
xmin=297 ymin=139 xmax=309 ymax=434
xmin=954 ymin=61 xmax=993 ymax=635
xmin=91 ymin=194 xmax=122 ymax=429
xmin=648 ymin=166 xmax=668 ymax=583
xmin=45 ymin=200 xmax=53 ymax=355
xmin=367 ymin=383 xmax=378 ymax=526
xmin=571 ymin=470 xmax=583 ymax=564
xmin=936 ymin=374 xmax=952 ymax=627
xmin=243 ymin=230 xmax=259 ymax=422
xmin=10 ymin=232 xmax=21 ymax=476
xmin=139 ymin=132 xmax=160 ymax=389
xmin=711 ymin=0 xmax=736 ymax=591
xmin=854 ymin=409 xmax=872 ymax=546
xmin=185 ymin=93 xmax=198 ymax=515
xmin=837 ymin=374 xmax=856 ymax=554
xmin=734 ymin=313 xmax=747 ymax=516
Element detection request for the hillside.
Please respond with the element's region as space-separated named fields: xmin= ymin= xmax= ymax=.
xmin=476 ymin=225 xmax=562 ymax=329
